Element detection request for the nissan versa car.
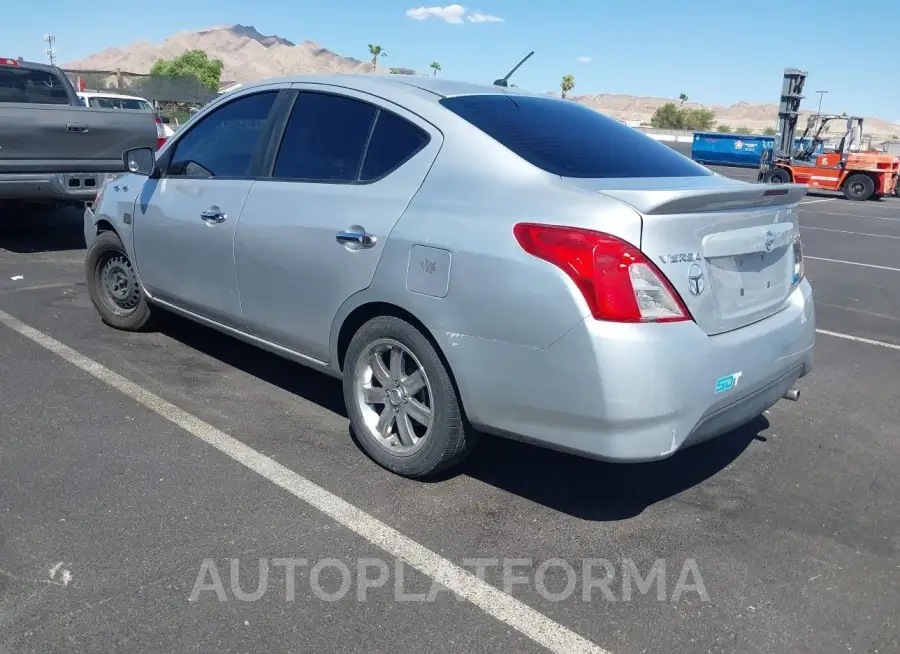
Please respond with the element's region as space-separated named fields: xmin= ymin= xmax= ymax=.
xmin=83 ymin=75 xmax=815 ymax=478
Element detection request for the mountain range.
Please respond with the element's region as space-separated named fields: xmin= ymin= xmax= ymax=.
xmin=64 ymin=25 xmax=899 ymax=137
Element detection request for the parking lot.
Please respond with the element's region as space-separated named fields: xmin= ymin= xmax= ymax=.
xmin=1 ymin=169 xmax=898 ymax=653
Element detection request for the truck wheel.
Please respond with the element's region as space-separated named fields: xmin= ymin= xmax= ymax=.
xmin=843 ymin=173 xmax=875 ymax=201
xmin=342 ymin=315 xmax=475 ymax=478
xmin=764 ymin=168 xmax=790 ymax=184
xmin=85 ymin=231 xmax=156 ymax=331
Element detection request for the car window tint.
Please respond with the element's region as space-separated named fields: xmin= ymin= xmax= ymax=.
xmin=273 ymin=92 xmax=377 ymax=182
xmin=359 ymin=110 xmax=429 ymax=181
xmin=440 ymin=95 xmax=713 ymax=179
xmin=0 ymin=67 xmax=70 ymax=104
xmin=168 ymin=91 xmax=278 ymax=179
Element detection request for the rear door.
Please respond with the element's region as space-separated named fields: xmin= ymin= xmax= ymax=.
xmin=0 ymin=62 xmax=157 ymax=174
xmin=234 ymin=85 xmax=441 ymax=362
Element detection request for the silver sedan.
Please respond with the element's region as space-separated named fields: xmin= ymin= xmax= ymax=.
xmin=84 ymin=74 xmax=816 ymax=478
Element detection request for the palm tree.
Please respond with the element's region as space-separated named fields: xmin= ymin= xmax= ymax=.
xmin=679 ymin=93 xmax=688 ymax=105
xmin=561 ymin=74 xmax=575 ymax=99
xmin=368 ymin=44 xmax=385 ymax=72
xmin=430 ymin=61 xmax=442 ymax=77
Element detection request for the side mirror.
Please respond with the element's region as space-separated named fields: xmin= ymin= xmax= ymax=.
xmin=161 ymin=116 xmax=171 ymax=124
xmin=123 ymin=147 xmax=156 ymax=177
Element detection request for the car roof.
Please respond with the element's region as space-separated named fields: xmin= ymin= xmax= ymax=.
xmin=238 ymin=73 xmax=537 ymax=102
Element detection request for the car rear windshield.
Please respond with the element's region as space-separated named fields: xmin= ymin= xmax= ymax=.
xmin=88 ymin=96 xmax=153 ymax=111
xmin=439 ymin=94 xmax=713 ymax=179
xmin=0 ymin=66 xmax=70 ymax=104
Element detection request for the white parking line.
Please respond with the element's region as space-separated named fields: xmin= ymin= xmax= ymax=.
xmin=800 ymin=209 xmax=900 ymax=222
xmin=800 ymin=226 xmax=900 ymax=240
xmin=816 ymin=329 xmax=900 ymax=352
xmin=804 ymin=256 xmax=900 ymax=272
xmin=799 ymin=198 xmax=835 ymax=205
xmin=0 ymin=309 xmax=607 ymax=654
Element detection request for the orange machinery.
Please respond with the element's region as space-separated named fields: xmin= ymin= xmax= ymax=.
xmin=758 ymin=69 xmax=899 ymax=201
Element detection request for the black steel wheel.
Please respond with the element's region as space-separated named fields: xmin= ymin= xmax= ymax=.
xmin=85 ymin=231 xmax=155 ymax=331
xmin=842 ymin=173 xmax=875 ymax=201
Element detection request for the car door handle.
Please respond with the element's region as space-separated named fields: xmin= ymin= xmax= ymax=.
xmin=66 ymin=123 xmax=89 ymax=133
xmin=200 ymin=207 xmax=227 ymax=224
xmin=336 ymin=231 xmax=377 ymax=248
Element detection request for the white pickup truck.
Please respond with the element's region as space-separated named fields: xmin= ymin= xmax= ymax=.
xmin=0 ymin=57 xmax=158 ymax=212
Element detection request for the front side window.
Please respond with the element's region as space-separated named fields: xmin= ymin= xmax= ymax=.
xmin=167 ymin=91 xmax=278 ymax=179
xmin=440 ymin=94 xmax=713 ymax=179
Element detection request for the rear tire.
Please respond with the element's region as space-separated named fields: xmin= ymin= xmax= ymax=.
xmin=842 ymin=173 xmax=875 ymax=201
xmin=764 ymin=168 xmax=790 ymax=184
xmin=85 ymin=231 xmax=156 ymax=331
xmin=342 ymin=315 xmax=474 ymax=478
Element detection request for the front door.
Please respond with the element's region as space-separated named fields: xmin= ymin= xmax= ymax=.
xmin=133 ymin=89 xmax=281 ymax=328
xmin=234 ymin=86 xmax=442 ymax=362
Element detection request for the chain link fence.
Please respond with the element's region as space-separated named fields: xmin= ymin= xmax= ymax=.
xmin=62 ymin=69 xmax=217 ymax=105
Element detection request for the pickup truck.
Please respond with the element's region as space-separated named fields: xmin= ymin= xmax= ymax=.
xmin=0 ymin=57 xmax=158 ymax=210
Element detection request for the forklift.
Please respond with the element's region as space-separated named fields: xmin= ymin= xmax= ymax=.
xmin=758 ymin=68 xmax=899 ymax=201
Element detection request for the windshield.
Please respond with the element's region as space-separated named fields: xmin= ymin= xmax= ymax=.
xmin=0 ymin=67 xmax=70 ymax=104
xmin=440 ymin=94 xmax=713 ymax=179
xmin=87 ymin=96 xmax=153 ymax=111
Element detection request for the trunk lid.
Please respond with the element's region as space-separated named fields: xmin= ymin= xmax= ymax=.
xmin=563 ymin=176 xmax=807 ymax=335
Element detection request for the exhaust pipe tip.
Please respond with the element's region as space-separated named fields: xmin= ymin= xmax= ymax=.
xmin=783 ymin=388 xmax=801 ymax=401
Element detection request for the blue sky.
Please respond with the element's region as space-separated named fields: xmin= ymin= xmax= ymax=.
xmin=6 ymin=0 xmax=898 ymax=121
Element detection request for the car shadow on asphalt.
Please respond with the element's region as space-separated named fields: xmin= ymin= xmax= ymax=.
xmin=159 ymin=312 xmax=767 ymax=522
xmin=0 ymin=204 xmax=86 ymax=254
xmin=460 ymin=419 xmax=767 ymax=521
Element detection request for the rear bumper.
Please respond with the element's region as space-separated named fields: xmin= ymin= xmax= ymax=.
xmin=433 ymin=278 xmax=815 ymax=462
xmin=0 ymin=173 xmax=108 ymax=203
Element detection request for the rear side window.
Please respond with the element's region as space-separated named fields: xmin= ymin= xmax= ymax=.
xmin=360 ymin=111 xmax=429 ymax=181
xmin=0 ymin=67 xmax=70 ymax=104
xmin=440 ymin=95 xmax=713 ymax=179
xmin=274 ymin=92 xmax=377 ymax=182
xmin=273 ymin=92 xmax=430 ymax=183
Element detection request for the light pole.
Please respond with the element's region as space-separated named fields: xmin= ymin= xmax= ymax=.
xmin=815 ymin=90 xmax=828 ymax=116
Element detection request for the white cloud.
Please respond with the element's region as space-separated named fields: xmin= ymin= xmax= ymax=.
xmin=405 ymin=5 xmax=466 ymax=23
xmin=405 ymin=5 xmax=504 ymax=24
xmin=577 ymin=56 xmax=592 ymax=63
xmin=467 ymin=12 xmax=504 ymax=22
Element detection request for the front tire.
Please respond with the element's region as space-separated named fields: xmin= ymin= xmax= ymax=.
xmin=85 ymin=230 xmax=155 ymax=331
xmin=342 ymin=315 xmax=474 ymax=478
xmin=843 ymin=173 xmax=875 ymax=201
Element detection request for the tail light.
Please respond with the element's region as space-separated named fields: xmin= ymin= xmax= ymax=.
xmin=792 ymin=233 xmax=804 ymax=285
xmin=0 ymin=58 xmax=20 ymax=66
xmin=155 ymin=116 xmax=167 ymax=150
xmin=513 ymin=223 xmax=692 ymax=323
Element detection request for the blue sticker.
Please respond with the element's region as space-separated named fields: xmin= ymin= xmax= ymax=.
xmin=715 ymin=372 xmax=743 ymax=394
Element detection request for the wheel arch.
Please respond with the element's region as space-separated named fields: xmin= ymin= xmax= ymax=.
xmin=95 ymin=218 xmax=118 ymax=236
xmin=337 ymin=301 xmax=440 ymax=372
xmin=335 ymin=300 xmax=475 ymax=437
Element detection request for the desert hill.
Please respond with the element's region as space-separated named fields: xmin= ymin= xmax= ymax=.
xmin=64 ymin=25 xmax=900 ymax=137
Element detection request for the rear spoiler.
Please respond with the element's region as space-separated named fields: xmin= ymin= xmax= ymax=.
xmin=597 ymin=183 xmax=808 ymax=215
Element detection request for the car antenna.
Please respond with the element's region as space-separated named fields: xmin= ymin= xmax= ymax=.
xmin=493 ymin=51 xmax=534 ymax=88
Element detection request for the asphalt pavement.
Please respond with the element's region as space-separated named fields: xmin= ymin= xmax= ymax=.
xmin=1 ymin=175 xmax=898 ymax=654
